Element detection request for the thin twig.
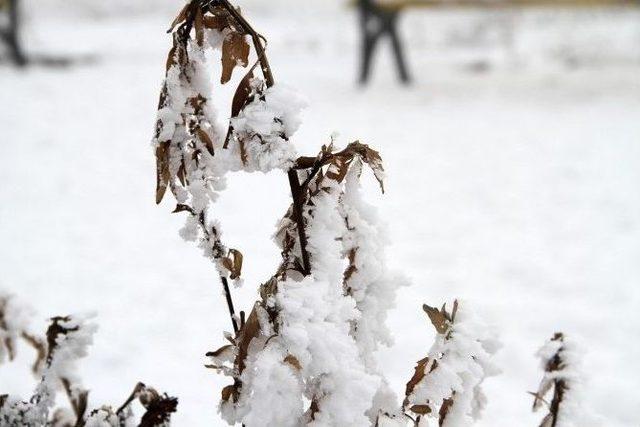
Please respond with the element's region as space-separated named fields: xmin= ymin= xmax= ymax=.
xmin=221 ymin=277 xmax=239 ymax=334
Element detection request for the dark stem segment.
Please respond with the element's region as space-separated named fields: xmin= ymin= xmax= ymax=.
xmin=221 ymin=276 xmax=240 ymax=334
xmin=549 ymin=380 xmax=566 ymax=427
xmin=287 ymin=170 xmax=312 ymax=275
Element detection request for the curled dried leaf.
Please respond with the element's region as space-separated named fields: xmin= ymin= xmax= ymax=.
xmin=172 ymin=204 xmax=195 ymax=215
xmin=203 ymin=8 xmax=234 ymax=31
xmin=177 ymin=160 xmax=187 ymax=186
xmin=235 ymin=304 xmax=261 ymax=374
xmin=196 ymin=128 xmax=215 ymax=156
xmin=155 ymin=142 xmax=171 ymax=204
xmin=221 ymin=32 xmax=250 ymax=84
xmin=206 ymin=344 xmax=234 ymax=359
xmin=221 ymin=384 xmax=238 ymax=403
xmin=284 ymin=354 xmax=302 ymax=371
xmin=167 ymin=3 xmax=190 ymax=33
xmin=405 ymin=357 xmax=433 ymax=400
xmin=344 ymin=141 xmax=385 ymax=192
xmin=423 ymin=304 xmax=450 ymax=335
xmin=222 ymin=249 xmax=243 ymax=280
xmin=410 ymin=404 xmax=432 ymax=415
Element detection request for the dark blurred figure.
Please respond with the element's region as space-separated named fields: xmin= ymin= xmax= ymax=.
xmin=0 ymin=0 xmax=26 ymax=66
xmin=358 ymin=0 xmax=411 ymax=84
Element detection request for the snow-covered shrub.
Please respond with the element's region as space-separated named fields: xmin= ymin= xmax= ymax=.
xmin=402 ymin=301 xmax=500 ymax=427
xmin=531 ymin=333 xmax=600 ymax=427
xmin=154 ymin=2 xmax=405 ymax=426
xmin=0 ymin=292 xmax=178 ymax=426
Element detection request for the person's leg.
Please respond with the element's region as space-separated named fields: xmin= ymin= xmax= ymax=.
xmin=7 ymin=0 xmax=27 ymax=66
xmin=359 ymin=3 xmax=383 ymax=84
xmin=386 ymin=12 xmax=410 ymax=83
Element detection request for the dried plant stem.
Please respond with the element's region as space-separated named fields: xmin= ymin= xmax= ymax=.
xmin=287 ymin=170 xmax=311 ymax=274
xmin=549 ymin=380 xmax=566 ymax=427
xmin=221 ymin=276 xmax=239 ymax=334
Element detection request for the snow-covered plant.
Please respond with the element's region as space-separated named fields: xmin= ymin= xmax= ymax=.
xmin=0 ymin=290 xmax=46 ymax=375
xmin=0 ymin=291 xmax=178 ymax=426
xmin=402 ymin=301 xmax=500 ymax=427
xmin=531 ymin=333 xmax=600 ymax=427
xmin=154 ymin=1 xmax=405 ymax=426
xmin=1 ymin=312 xmax=97 ymax=425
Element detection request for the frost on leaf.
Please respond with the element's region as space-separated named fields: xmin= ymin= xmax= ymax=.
xmin=221 ymin=32 xmax=250 ymax=84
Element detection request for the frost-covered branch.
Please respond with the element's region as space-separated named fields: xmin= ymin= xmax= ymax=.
xmin=204 ymin=140 xmax=401 ymax=426
xmin=403 ymin=301 xmax=500 ymax=427
xmin=531 ymin=333 xmax=600 ymax=427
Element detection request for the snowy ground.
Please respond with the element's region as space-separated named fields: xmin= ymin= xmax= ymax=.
xmin=1 ymin=2 xmax=639 ymax=426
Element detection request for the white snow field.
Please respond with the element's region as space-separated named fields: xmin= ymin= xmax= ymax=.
xmin=1 ymin=1 xmax=639 ymax=425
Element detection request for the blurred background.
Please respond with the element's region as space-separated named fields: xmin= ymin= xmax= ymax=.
xmin=1 ymin=0 xmax=639 ymax=425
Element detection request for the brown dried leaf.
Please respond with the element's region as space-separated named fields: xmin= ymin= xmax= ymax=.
xmin=405 ymin=357 xmax=430 ymax=399
xmin=203 ymin=11 xmax=233 ymax=32
xmin=439 ymin=397 xmax=454 ymax=425
xmin=228 ymin=249 xmax=243 ymax=280
xmin=284 ymin=354 xmax=302 ymax=371
xmin=196 ymin=128 xmax=215 ymax=156
xmin=172 ymin=204 xmax=194 ymax=215
xmin=221 ymin=32 xmax=250 ymax=84
xmin=410 ymin=404 xmax=432 ymax=415
xmin=345 ymin=141 xmax=385 ymax=193
xmin=235 ymin=304 xmax=261 ymax=374
xmin=222 ymin=257 xmax=233 ymax=273
xmin=167 ymin=3 xmax=190 ymax=33
xmin=166 ymin=34 xmax=188 ymax=73
xmin=165 ymin=45 xmax=177 ymax=72
xmin=221 ymin=385 xmax=238 ymax=403
xmin=194 ymin=8 xmax=205 ymax=46
xmin=155 ymin=142 xmax=170 ymax=204
xmin=325 ymin=157 xmax=351 ymax=184
xmin=231 ymin=67 xmax=256 ymax=118
xmin=177 ymin=161 xmax=186 ymax=186
xmin=423 ymin=304 xmax=449 ymax=335
xmin=206 ymin=344 xmax=234 ymax=359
